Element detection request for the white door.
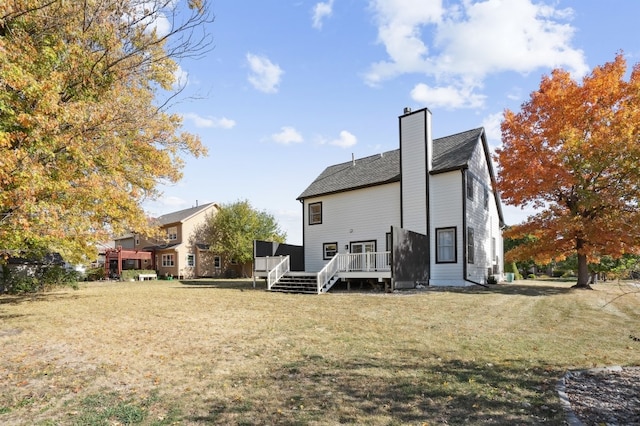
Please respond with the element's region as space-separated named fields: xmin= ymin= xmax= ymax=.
xmin=350 ymin=242 xmax=375 ymax=271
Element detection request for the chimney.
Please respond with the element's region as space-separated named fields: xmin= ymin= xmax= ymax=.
xmin=352 ymin=153 xmax=355 ymax=166
xmin=403 ymin=107 xmax=412 ymax=114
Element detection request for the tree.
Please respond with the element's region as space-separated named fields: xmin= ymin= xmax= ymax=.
xmin=495 ymin=53 xmax=640 ymax=288
xmin=198 ymin=200 xmax=286 ymax=277
xmin=0 ymin=0 xmax=212 ymax=264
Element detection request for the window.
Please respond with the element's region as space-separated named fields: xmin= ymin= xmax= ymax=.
xmin=309 ymin=202 xmax=322 ymax=225
xmin=162 ymin=254 xmax=175 ymax=267
xmin=187 ymin=253 xmax=195 ymax=267
xmin=467 ymin=228 xmax=475 ymax=264
xmin=484 ymin=187 xmax=489 ymax=210
xmin=135 ymin=235 xmax=140 ymax=246
xmin=167 ymin=226 xmax=177 ymax=241
xmin=466 ymin=175 xmax=474 ymax=200
xmin=323 ymin=242 xmax=338 ymax=259
xmin=436 ymin=227 xmax=456 ymax=263
xmin=230 ymin=259 xmax=238 ymax=265
xmin=214 ymin=256 xmax=221 ymax=269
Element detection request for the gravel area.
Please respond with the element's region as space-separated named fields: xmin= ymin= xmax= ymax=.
xmin=559 ymin=366 xmax=640 ymax=426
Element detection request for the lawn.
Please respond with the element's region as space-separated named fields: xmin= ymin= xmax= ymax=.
xmin=1 ymin=279 xmax=639 ymax=425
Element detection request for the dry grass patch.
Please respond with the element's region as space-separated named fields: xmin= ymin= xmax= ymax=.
xmin=1 ymin=279 xmax=639 ymax=425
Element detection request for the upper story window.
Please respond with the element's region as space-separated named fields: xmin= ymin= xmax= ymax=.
xmin=484 ymin=187 xmax=489 ymax=210
xmin=309 ymin=202 xmax=322 ymax=225
xmin=466 ymin=175 xmax=474 ymax=200
xmin=167 ymin=226 xmax=177 ymax=241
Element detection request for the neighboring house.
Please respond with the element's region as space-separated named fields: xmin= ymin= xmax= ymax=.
xmin=291 ymin=107 xmax=505 ymax=289
xmin=113 ymin=202 xmax=222 ymax=279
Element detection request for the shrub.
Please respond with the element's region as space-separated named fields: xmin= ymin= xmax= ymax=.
xmin=85 ymin=267 xmax=107 ymax=281
xmin=487 ymin=275 xmax=498 ymax=284
xmin=527 ymin=273 xmax=536 ymax=279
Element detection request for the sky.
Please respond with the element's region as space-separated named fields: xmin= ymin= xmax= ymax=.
xmin=143 ymin=0 xmax=640 ymax=246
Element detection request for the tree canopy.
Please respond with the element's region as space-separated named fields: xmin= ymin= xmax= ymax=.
xmin=197 ymin=200 xmax=286 ymax=276
xmin=495 ymin=53 xmax=640 ymax=288
xmin=0 ymin=0 xmax=212 ymax=263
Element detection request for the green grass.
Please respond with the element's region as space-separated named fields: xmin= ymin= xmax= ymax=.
xmin=1 ymin=278 xmax=639 ymax=424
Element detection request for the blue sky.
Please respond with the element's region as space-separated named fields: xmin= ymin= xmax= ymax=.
xmin=144 ymin=0 xmax=640 ymax=245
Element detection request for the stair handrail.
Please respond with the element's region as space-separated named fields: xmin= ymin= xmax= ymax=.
xmin=267 ymin=255 xmax=290 ymax=290
xmin=317 ymin=254 xmax=342 ymax=294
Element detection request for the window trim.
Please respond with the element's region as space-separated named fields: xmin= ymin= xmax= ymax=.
xmin=213 ymin=256 xmax=221 ymax=269
xmin=467 ymin=227 xmax=475 ymax=264
xmin=161 ymin=253 xmax=175 ymax=267
xmin=436 ymin=227 xmax=457 ymax=264
xmin=167 ymin=226 xmax=178 ymax=241
xmin=186 ymin=253 xmax=195 ymax=267
xmin=309 ymin=202 xmax=322 ymax=225
xmin=323 ymin=242 xmax=338 ymax=260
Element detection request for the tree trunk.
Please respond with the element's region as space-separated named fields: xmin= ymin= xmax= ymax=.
xmin=573 ymin=240 xmax=592 ymax=289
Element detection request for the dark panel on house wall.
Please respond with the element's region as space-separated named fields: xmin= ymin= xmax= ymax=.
xmin=274 ymin=243 xmax=304 ymax=272
xmin=392 ymin=226 xmax=429 ymax=289
xmin=254 ymin=240 xmax=304 ymax=272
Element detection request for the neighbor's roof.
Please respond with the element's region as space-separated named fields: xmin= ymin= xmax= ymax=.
xmin=297 ymin=128 xmax=484 ymax=200
xmin=155 ymin=202 xmax=217 ymax=226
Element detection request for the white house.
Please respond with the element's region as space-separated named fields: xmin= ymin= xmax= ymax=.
xmin=255 ymin=107 xmax=505 ymax=292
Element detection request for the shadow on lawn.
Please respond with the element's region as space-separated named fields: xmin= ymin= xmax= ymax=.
xmin=190 ymin=353 xmax=566 ymax=425
xmin=427 ymin=283 xmax=574 ymax=297
xmin=177 ymin=279 xmax=265 ymax=291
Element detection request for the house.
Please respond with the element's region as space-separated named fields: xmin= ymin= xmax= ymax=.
xmin=111 ymin=202 xmax=242 ymax=279
xmin=255 ymin=107 xmax=505 ymax=292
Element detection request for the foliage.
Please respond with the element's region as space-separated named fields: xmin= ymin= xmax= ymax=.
xmin=85 ymin=266 xmax=107 ymax=281
xmin=197 ymin=200 xmax=286 ymax=275
xmin=0 ymin=1 xmax=213 ymax=264
xmin=504 ymin=261 xmax=523 ymax=280
xmin=495 ymin=53 xmax=640 ymax=288
xmin=1 ymin=264 xmax=78 ymax=294
xmin=487 ymin=275 xmax=498 ymax=284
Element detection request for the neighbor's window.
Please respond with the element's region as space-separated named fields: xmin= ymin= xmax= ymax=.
xmin=187 ymin=253 xmax=195 ymax=267
xmin=214 ymin=256 xmax=221 ymax=268
xmin=162 ymin=254 xmax=175 ymax=267
xmin=467 ymin=228 xmax=475 ymax=264
xmin=466 ymin=175 xmax=474 ymax=200
xmin=309 ymin=202 xmax=322 ymax=225
xmin=436 ymin=227 xmax=456 ymax=263
xmin=323 ymin=242 xmax=338 ymax=259
xmin=167 ymin=226 xmax=178 ymax=240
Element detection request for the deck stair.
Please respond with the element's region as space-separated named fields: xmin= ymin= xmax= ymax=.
xmin=269 ymin=273 xmax=340 ymax=294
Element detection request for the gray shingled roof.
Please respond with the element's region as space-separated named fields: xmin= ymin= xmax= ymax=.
xmin=155 ymin=202 xmax=216 ymax=225
xmin=297 ymin=128 xmax=484 ymax=200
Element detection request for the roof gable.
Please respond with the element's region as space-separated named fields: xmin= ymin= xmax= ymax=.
xmin=297 ymin=128 xmax=484 ymax=200
xmin=155 ymin=202 xmax=217 ymax=226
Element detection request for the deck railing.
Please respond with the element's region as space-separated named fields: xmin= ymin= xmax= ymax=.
xmin=266 ymin=256 xmax=289 ymax=290
xmin=336 ymin=251 xmax=391 ymax=272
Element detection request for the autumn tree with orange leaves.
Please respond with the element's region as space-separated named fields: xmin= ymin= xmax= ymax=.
xmin=495 ymin=53 xmax=640 ymax=288
xmin=0 ymin=1 xmax=212 ymax=264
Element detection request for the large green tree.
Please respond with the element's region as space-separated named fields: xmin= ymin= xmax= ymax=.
xmin=198 ymin=200 xmax=286 ymax=277
xmin=495 ymin=53 xmax=640 ymax=288
xmin=0 ymin=0 xmax=212 ymax=263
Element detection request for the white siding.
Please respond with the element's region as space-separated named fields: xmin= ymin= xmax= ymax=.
xmin=303 ymin=183 xmax=400 ymax=272
xmin=429 ymin=171 xmax=465 ymax=285
xmin=464 ymin=140 xmax=504 ymax=284
xmin=400 ymin=110 xmax=431 ymax=235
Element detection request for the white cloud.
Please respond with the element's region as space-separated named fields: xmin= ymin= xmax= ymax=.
xmin=410 ymin=83 xmax=485 ymax=109
xmin=271 ymin=126 xmax=304 ymax=145
xmin=480 ymin=112 xmax=503 ymax=148
xmin=312 ymin=0 xmax=334 ymax=29
xmin=173 ymin=65 xmax=188 ymax=88
xmin=366 ymin=0 xmax=588 ymax=109
xmin=246 ymin=53 xmax=284 ymax=93
xmin=182 ymin=113 xmax=236 ymax=129
xmin=329 ymin=130 xmax=357 ymax=148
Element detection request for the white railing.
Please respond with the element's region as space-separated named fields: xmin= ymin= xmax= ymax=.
xmin=316 ymin=251 xmax=391 ymax=293
xmin=316 ymin=254 xmax=341 ymax=294
xmin=255 ymin=255 xmax=287 ymax=272
xmin=266 ymin=255 xmax=290 ymax=290
xmin=337 ymin=251 xmax=391 ymax=272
